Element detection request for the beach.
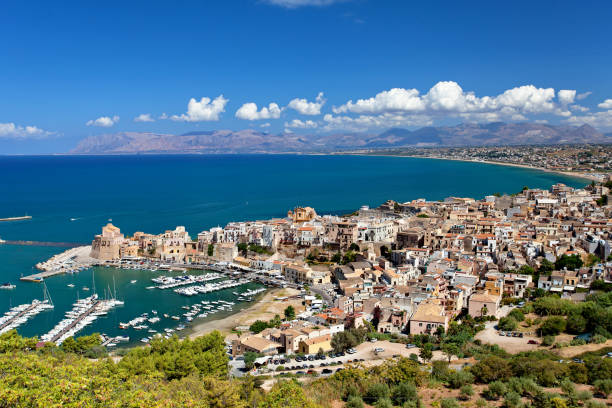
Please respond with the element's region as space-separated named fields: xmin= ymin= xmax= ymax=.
xmin=189 ymin=287 xmax=304 ymax=337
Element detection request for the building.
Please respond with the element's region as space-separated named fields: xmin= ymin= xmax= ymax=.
xmin=297 ymin=334 xmax=333 ymax=354
xmin=90 ymin=223 xmax=124 ymax=261
xmin=409 ymin=301 xmax=448 ymax=335
xmin=468 ymin=290 xmax=501 ymax=317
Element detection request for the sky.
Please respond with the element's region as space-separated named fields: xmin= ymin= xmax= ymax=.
xmin=1 ymin=0 xmax=612 ymax=154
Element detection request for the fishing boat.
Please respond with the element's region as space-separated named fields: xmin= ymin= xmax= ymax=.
xmin=130 ymin=280 xmax=137 ymax=284
xmin=67 ymin=283 xmax=75 ymax=288
xmin=0 ymin=283 xmax=16 ymax=289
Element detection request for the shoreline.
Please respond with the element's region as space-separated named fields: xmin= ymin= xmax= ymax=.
xmin=189 ymin=287 xmax=302 ymax=338
xmin=341 ymin=152 xmax=600 ymax=183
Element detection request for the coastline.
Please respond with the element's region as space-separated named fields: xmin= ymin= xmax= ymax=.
xmin=343 ymin=152 xmax=599 ymax=183
xmin=188 ymin=287 xmax=303 ymax=338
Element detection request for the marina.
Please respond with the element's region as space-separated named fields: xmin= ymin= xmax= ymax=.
xmin=174 ymin=278 xmax=251 ymax=296
xmin=0 ymin=298 xmax=54 ymax=335
xmin=151 ymin=272 xmax=224 ymax=289
xmin=40 ymin=294 xmax=123 ymax=345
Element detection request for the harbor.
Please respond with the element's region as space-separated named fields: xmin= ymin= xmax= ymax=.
xmin=0 ymin=299 xmax=54 ymax=335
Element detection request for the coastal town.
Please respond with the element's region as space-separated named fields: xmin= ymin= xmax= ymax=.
xmin=68 ymin=176 xmax=612 ymax=370
xmin=359 ymin=144 xmax=612 ymax=182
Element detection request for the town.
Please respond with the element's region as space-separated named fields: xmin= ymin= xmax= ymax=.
xmin=78 ymin=177 xmax=612 ymax=372
xmin=357 ymin=144 xmax=612 ymax=183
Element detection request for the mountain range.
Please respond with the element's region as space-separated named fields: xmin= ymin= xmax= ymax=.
xmin=71 ymin=122 xmax=612 ymax=154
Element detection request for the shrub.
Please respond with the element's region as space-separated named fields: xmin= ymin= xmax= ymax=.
xmin=471 ymin=356 xmax=512 ymax=383
xmin=568 ymin=362 xmax=589 ymax=384
xmin=539 ymin=316 xmax=566 ymax=336
xmin=440 ymin=398 xmax=460 ymax=408
xmin=364 ymin=383 xmax=390 ymax=404
xmin=566 ymin=314 xmax=587 ymax=334
xmin=345 ymin=396 xmax=364 ymax=408
xmin=570 ymin=338 xmax=586 ymax=346
xmin=431 ymin=360 xmax=450 ymax=380
xmin=593 ymin=379 xmax=612 ymax=397
xmin=344 ymin=383 xmax=360 ymax=401
xmin=502 ymin=391 xmax=522 ymax=408
xmin=447 ymin=370 xmax=474 ymax=389
xmin=475 ymin=398 xmax=488 ymax=408
xmin=391 ymin=382 xmax=418 ymax=406
xmin=542 ymin=335 xmax=556 ymax=346
xmin=591 ymin=334 xmax=606 ymax=344
xmin=584 ymin=401 xmax=606 ymax=408
xmin=508 ymin=308 xmax=525 ymax=322
xmin=484 ymin=381 xmax=507 ymax=400
xmin=459 ymin=384 xmax=474 ymax=400
xmin=374 ymin=398 xmax=393 ymax=408
xmin=576 ymin=389 xmax=592 ymax=402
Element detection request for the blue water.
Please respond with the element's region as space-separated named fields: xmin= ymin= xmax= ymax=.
xmin=0 ymin=154 xmax=587 ymax=343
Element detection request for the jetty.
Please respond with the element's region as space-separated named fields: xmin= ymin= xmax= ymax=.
xmin=2 ymin=240 xmax=83 ymax=248
xmin=41 ymin=294 xmax=123 ymax=345
xmin=0 ymin=285 xmax=54 ymax=334
xmin=20 ymin=246 xmax=95 ymax=282
xmin=0 ymin=215 xmax=32 ymax=222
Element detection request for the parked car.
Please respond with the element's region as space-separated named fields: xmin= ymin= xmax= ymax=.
xmin=322 ymin=368 xmax=332 ymax=374
xmin=369 ymin=338 xmax=378 ymax=343
xmin=527 ymin=340 xmax=538 ymax=344
xmin=374 ymin=347 xmax=385 ymax=353
xmin=347 ymin=348 xmax=357 ymax=354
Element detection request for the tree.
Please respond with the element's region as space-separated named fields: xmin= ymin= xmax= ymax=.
xmin=539 ymin=259 xmax=554 ymax=275
xmin=207 ymin=243 xmax=214 ymax=257
xmin=419 ymin=343 xmax=433 ymax=362
xmin=441 ymin=342 xmax=459 ymax=363
xmin=364 ymin=383 xmax=390 ymax=404
xmin=284 ymin=306 xmax=296 ymax=321
xmin=539 ymin=316 xmax=567 ymax=336
xmin=555 ymin=254 xmax=583 ymax=271
xmin=566 ymin=314 xmax=587 ymax=334
xmin=498 ymin=316 xmax=518 ymax=331
xmin=391 ymin=382 xmax=419 ymax=406
xmin=331 ymin=252 xmax=342 ymax=263
xmin=484 ymin=381 xmax=507 ymax=400
xmin=348 ymin=243 xmax=360 ymax=251
xmin=249 ymin=320 xmax=269 ymax=334
xmin=508 ymin=308 xmax=525 ymax=322
xmin=244 ymin=351 xmax=259 ymax=370
xmin=471 ymin=356 xmax=512 ymax=383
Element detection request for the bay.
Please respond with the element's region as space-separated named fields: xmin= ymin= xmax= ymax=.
xmin=0 ymin=154 xmax=587 ymax=345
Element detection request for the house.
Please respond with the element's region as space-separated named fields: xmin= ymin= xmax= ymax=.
xmin=409 ymin=301 xmax=448 ymax=335
xmin=298 ymin=334 xmax=333 ymax=354
xmin=468 ymin=290 xmax=501 ymax=317
xmin=231 ymin=335 xmax=282 ymax=357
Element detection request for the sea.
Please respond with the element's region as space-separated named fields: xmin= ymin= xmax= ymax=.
xmin=0 ymin=154 xmax=588 ymax=346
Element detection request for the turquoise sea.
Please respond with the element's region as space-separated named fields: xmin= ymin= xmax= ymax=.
xmin=0 ymin=154 xmax=587 ymax=345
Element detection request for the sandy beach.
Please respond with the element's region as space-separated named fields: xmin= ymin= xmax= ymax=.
xmin=189 ymin=287 xmax=304 ymax=338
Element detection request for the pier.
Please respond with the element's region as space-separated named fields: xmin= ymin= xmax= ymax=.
xmin=47 ymin=300 xmax=101 ymax=343
xmin=0 ymin=215 xmax=32 ymax=222
xmin=20 ymin=246 xmax=95 ymax=282
xmin=2 ymin=240 xmax=84 ymax=248
xmin=0 ymin=299 xmax=54 ymax=334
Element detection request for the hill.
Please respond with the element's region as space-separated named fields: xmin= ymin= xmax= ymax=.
xmin=70 ymin=123 xmax=612 ymax=154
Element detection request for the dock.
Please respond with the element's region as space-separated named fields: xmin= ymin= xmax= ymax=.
xmin=0 ymin=215 xmax=32 ymax=222
xmin=47 ymin=300 xmax=101 ymax=343
xmin=20 ymin=246 xmax=95 ymax=282
xmin=2 ymin=240 xmax=84 ymax=248
xmin=0 ymin=299 xmax=54 ymax=334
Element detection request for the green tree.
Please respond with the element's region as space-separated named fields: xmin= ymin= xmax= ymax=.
xmin=419 ymin=343 xmax=433 ymax=362
xmin=539 ymin=259 xmax=554 ymax=275
xmin=208 ymin=243 xmax=214 ymax=257
xmin=539 ymin=316 xmax=567 ymax=336
xmin=284 ymin=305 xmax=296 ymax=320
xmin=391 ymin=382 xmax=419 ymax=406
xmin=259 ymin=380 xmax=318 ymax=408
xmin=498 ymin=316 xmax=518 ymax=331
xmin=249 ymin=320 xmax=269 ymax=334
xmin=244 ymin=351 xmax=259 ymax=370
xmin=593 ymin=379 xmax=612 ymax=397
xmin=555 ymin=254 xmax=583 ymax=271
xmin=364 ymin=383 xmax=390 ymax=404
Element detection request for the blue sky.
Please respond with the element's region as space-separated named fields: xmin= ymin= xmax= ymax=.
xmin=1 ymin=0 xmax=612 ymax=153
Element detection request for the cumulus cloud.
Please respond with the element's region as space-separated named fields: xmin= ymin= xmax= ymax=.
xmin=566 ymin=110 xmax=612 ymax=129
xmin=235 ymin=102 xmax=282 ymax=120
xmin=288 ymin=92 xmax=326 ymax=115
xmin=328 ymin=81 xmax=575 ymax=131
xmin=598 ymin=99 xmax=612 ymax=109
xmin=285 ymin=119 xmax=318 ymax=129
xmin=262 ymin=0 xmax=349 ymax=8
xmin=86 ymin=115 xmax=120 ymax=127
xmin=0 ymin=122 xmax=55 ymax=139
xmin=260 ymin=122 xmax=271 ymax=128
xmin=558 ymin=90 xmax=576 ymax=105
xmin=134 ymin=113 xmax=154 ymax=122
xmin=171 ymin=95 xmax=228 ymax=122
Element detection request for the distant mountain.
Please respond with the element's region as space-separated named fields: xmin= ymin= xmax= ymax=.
xmin=70 ymin=123 xmax=612 ymax=154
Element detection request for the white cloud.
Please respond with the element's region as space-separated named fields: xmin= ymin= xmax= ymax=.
xmin=86 ymin=115 xmax=119 ymax=127
xmin=285 ymin=119 xmax=318 ymax=129
xmin=0 ymin=122 xmax=54 ymax=139
xmin=134 ymin=113 xmax=154 ymax=122
xmin=576 ymin=91 xmax=592 ymax=100
xmin=171 ymin=95 xmax=228 ymax=122
xmin=333 ymin=88 xmax=425 ymax=114
xmin=566 ymin=110 xmax=612 ymax=129
xmin=235 ymin=102 xmax=282 ymax=120
xmin=262 ymin=0 xmax=349 ymax=8
xmin=598 ymin=99 xmax=612 ymax=109
xmin=288 ymin=92 xmax=326 ymax=115
xmin=260 ymin=122 xmax=271 ymax=128
xmin=323 ymin=112 xmax=433 ymax=132
xmin=558 ymin=89 xmax=576 ymax=105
